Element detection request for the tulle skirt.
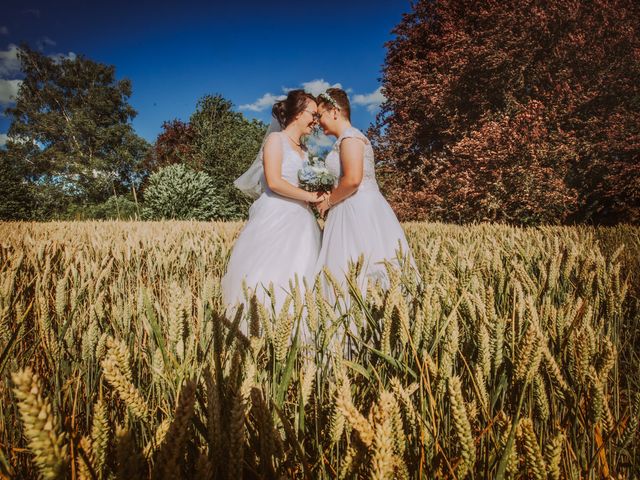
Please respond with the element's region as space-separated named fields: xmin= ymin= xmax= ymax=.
xmin=221 ymin=191 xmax=321 ymax=322
xmin=314 ymin=184 xmax=416 ymax=306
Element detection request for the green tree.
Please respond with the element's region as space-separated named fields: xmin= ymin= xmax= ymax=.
xmin=189 ymin=95 xmax=266 ymax=218
xmin=63 ymin=194 xmax=139 ymax=220
xmin=141 ymin=164 xmax=235 ymax=220
xmin=0 ymin=149 xmax=33 ymax=220
xmin=3 ymin=44 xmax=149 ymax=219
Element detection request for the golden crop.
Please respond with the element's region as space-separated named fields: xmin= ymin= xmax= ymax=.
xmin=1 ymin=220 xmax=638 ymax=479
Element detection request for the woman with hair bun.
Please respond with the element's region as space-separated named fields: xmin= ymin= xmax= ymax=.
xmin=221 ymin=89 xmax=327 ymax=321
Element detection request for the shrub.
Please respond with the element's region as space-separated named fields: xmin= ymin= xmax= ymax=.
xmin=141 ymin=164 xmax=235 ymax=220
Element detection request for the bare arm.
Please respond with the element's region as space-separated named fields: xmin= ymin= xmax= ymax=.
xmin=263 ymin=133 xmax=326 ymax=203
xmin=317 ymin=137 xmax=365 ymax=216
xmin=328 ymin=137 xmax=365 ymax=204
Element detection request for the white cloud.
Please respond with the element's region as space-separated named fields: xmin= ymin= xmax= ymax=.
xmin=241 ymin=81 xmax=384 ymax=117
xmin=353 ymin=86 xmax=386 ymax=113
xmin=239 ymin=92 xmax=287 ymax=112
xmin=0 ymin=133 xmax=37 ymax=147
xmin=0 ymin=26 xmax=9 ymax=35
xmin=0 ymin=79 xmax=22 ymax=106
xmin=49 ymin=51 xmax=77 ymax=64
xmin=1 ymin=43 xmax=78 ymax=76
xmin=241 ymin=79 xmax=343 ymax=112
xmin=36 ymin=36 xmax=57 ymax=50
xmin=306 ymin=133 xmax=334 ymax=154
xmin=0 ymin=44 xmax=21 ymax=77
xmin=300 ymin=79 xmax=342 ymax=96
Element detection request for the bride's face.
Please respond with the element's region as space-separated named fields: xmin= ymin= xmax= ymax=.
xmin=317 ymin=104 xmax=338 ymax=136
xmin=294 ymin=99 xmax=318 ymax=137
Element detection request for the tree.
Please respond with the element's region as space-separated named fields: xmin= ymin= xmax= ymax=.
xmin=142 ymin=119 xmax=201 ymax=174
xmin=64 ymin=194 xmax=138 ymax=220
xmin=372 ymin=0 xmax=640 ymax=224
xmin=139 ymin=96 xmax=267 ymax=219
xmin=189 ymin=95 xmax=266 ymax=218
xmin=3 ymin=44 xmax=149 ymax=219
xmin=141 ymin=164 xmax=235 ymax=220
xmin=0 ymin=149 xmax=33 ymax=220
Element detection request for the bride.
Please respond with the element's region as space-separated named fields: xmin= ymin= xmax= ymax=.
xmin=313 ymin=88 xmax=416 ymax=304
xmin=221 ymin=90 xmax=327 ymax=318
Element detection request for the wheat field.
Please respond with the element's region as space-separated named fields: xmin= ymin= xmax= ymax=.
xmin=1 ymin=220 xmax=639 ymax=479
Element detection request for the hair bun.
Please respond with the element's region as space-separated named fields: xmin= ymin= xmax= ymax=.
xmin=272 ymin=101 xmax=287 ymax=128
xmin=270 ymin=90 xmax=316 ymax=129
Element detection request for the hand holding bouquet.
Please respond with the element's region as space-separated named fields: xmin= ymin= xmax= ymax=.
xmin=298 ymin=157 xmax=336 ymax=193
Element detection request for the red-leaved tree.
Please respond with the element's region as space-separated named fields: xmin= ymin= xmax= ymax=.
xmin=142 ymin=120 xmax=202 ymax=174
xmin=371 ymin=0 xmax=640 ymax=224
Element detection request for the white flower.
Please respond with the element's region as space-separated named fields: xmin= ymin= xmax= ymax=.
xmin=319 ymin=92 xmax=340 ymax=110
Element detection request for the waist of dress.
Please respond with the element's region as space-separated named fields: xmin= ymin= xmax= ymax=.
xmin=352 ymin=181 xmax=381 ymax=194
xmin=259 ymin=188 xmax=310 ymax=209
xmin=330 ymin=182 xmax=382 ymax=207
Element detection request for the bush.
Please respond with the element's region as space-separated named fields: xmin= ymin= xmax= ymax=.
xmin=141 ymin=163 xmax=235 ymax=220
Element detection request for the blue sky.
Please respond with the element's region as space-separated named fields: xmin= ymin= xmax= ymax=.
xmin=0 ymin=0 xmax=412 ymax=147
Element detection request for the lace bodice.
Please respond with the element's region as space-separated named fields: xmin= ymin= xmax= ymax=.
xmin=325 ymin=126 xmax=378 ymax=191
xmin=260 ymin=132 xmax=307 ymax=192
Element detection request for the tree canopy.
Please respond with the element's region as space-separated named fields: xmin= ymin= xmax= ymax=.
xmin=371 ymin=0 xmax=640 ymax=225
xmin=2 ymin=44 xmax=149 ymax=219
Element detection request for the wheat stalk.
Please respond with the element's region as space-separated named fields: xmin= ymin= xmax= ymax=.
xmin=448 ymin=375 xmax=475 ymax=477
xmin=544 ymin=431 xmax=565 ymax=480
xmin=90 ymin=399 xmax=110 ymax=476
xmin=518 ymin=418 xmax=546 ymax=480
xmin=336 ymin=379 xmax=374 ymax=447
xmin=12 ymin=367 xmax=69 ymax=479
xmin=370 ymin=391 xmax=396 ymax=480
xmin=152 ymin=379 xmax=196 ymax=479
xmin=101 ymin=338 xmax=149 ymax=420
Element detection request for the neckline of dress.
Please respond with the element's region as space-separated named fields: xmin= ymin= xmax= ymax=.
xmin=281 ymin=132 xmax=307 ymax=161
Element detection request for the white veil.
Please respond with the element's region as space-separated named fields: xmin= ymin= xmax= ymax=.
xmin=233 ymin=115 xmax=282 ymax=199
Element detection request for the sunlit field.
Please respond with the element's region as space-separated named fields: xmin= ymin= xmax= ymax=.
xmin=1 ymin=221 xmax=639 ymax=479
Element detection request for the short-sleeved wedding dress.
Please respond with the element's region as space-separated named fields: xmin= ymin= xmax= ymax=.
xmin=314 ymin=126 xmax=415 ymax=303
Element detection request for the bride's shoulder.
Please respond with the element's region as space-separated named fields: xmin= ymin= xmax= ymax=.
xmin=264 ymin=131 xmax=284 ymax=146
xmin=262 ymin=131 xmax=285 ymax=156
xmin=266 ymin=130 xmax=283 ymax=141
xmin=339 ymin=127 xmax=370 ymax=146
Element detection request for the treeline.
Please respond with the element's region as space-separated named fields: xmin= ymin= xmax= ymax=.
xmin=3 ymin=0 xmax=639 ymax=227
xmin=0 ymin=45 xmax=266 ymax=221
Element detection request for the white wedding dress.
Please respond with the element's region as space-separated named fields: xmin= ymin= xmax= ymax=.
xmin=221 ymin=131 xmax=321 ymax=318
xmin=314 ymin=126 xmax=415 ymax=304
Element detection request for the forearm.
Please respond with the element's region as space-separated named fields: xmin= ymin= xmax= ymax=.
xmin=268 ymin=179 xmax=314 ymax=202
xmin=328 ymin=177 xmax=360 ymax=205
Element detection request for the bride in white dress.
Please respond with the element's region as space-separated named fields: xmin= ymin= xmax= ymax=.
xmin=313 ymin=88 xmax=416 ymax=305
xmin=221 ymin=90 xmax=327 ymax=319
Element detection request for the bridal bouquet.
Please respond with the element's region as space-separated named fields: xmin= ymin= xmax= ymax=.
xmin=298 ymin=157 xmax=336 ymax=193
